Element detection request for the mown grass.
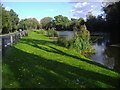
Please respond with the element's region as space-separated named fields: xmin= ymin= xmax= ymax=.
xmin=2 ymin=31 xmax=120 ymax=88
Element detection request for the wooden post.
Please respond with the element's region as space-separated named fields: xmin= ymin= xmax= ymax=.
xmin=2 ymin=38 xmax=5 ymax=56
xmin=10 ymin=35 xmax=13 ymax=46
xmin=0 ymin=38 xmax=2 ymax=60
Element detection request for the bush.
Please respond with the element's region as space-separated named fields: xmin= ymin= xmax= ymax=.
xmin=38 ymin=29 xmax=46 ymax=34
xmin=57 ymin=25 xmax=92 ymax=53
xmin=73 ymin=36 xmax=92 ymax=53
xmin=47 ymin=28 xmax=59 ymax=37
xmin=72 ymin=25 xmax=92 ymax=53
xmin=57 ymin=36 xmax=73 ymax=48
xmin=33 ymin=29 xmax=46 ymax=34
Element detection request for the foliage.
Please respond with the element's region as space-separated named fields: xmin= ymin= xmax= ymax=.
xmin=69 ymin=17 xmax=85 ymax=31
xmin=57 ymin=36 xmax=73 ymax=48
xmin=18 ymin=18 xmax=39 ymax=30
xmin=33 ymin=29 xmax=46 ymax=35
xmin=1 ymin=5 xmax=19 ymax=34
xmin=9 ymin=9 xmax=19 ymax=32
xmin=73 ymin=25 xmax=92 ymax=53
xmin=37 ymin=24 xmax=42 ymax=29
xmin=103 ymin=1 xmax=120 ymax=43
xmin=53 ymin=15 xmax=70 ymax=31
xmin=57 ymin=25 xmax=92 ymax=53
xmin=2 ymin=6 xmax=12 ymax=34
xmin=47 ymin=28 xmax=59 ymax=37
xmin=86 ymin=12 xmax=105 ymax=32
xmin=40 ymin=17 xmax=53 ymax=29
xmin=3 ymin=31 xmax=120 ymax=88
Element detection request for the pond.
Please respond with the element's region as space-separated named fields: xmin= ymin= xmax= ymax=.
xmin=59 ymin=31 xmax=120 ymax=73
xmin=59 ymin=31 xmax=74 ymax=38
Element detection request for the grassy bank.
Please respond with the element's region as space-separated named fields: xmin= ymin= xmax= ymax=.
xmin=3 ymin=31 xmax=120 ymax=88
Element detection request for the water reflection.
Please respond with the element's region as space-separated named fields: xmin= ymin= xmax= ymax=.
xmin=90 ymin=34 xmax=120 ymax=73
xmin=104 ymin=46 xmax=120 ymax=73
xmin=59 ymin=31 xmax=74 ymax=38
xmin=58 ymin=31 xmax=120 ymax=73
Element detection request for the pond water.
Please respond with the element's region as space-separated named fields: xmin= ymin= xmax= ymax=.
xmin=59 ymin=31 xmax=120 ymax=73
xmin=59 ymin=31 xmax=74 ymax=38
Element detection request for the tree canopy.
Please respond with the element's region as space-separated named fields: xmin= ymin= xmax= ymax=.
xmin=18 ymin=18 xmax=39 ymax=30
xmin=40 ymin=17 xmax=53 ymax=29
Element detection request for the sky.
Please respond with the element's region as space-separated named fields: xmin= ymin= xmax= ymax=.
xmin=2 ymin=2 xmax=104 ymax=21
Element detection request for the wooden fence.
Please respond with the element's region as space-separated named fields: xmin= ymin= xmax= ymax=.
xmin=0 ymin=30 xmax=29 ymax=56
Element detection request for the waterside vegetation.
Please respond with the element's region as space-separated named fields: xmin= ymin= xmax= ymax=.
xmin=3 ymin=31 xmax=120 ymax=88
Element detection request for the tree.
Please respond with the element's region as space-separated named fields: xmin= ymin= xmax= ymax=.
xmin=40 ymin=17 xmax=53 ymax=29
xmin=1 ymin=5 xmax=20 ymax=34
xmin=37 ymin=24 xmax=42 ymax=29
xmin=103 ymin=1 xmax=120 ymax=43
xmin=2 ymin=7 xmax=12 ymax=34
xmin=86 ymin=12 xmax=97 ymax=32
xmin=9 ymin=9 xmax=19 ymax=32
xmin=18 ymin=18 xmax=39 ymax=30
xmin=103 ymin=1 xmax=120 ymax=31
xmin=69 ymin=17 xmax=85 ymax=31
xmin=53 ymin=15 xmax=70 ymax=30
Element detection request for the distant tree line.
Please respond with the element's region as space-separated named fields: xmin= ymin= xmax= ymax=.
xmin=0 ymin=4 xmax=40 ymax=34
xmin=1 ymin=3 xmax=85 ymax=34
xmin=40 ymin=15 xmax=85 ymax=31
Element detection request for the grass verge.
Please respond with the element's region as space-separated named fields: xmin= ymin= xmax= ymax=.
xmin=2 ymin=31 xmax=120 ymax=88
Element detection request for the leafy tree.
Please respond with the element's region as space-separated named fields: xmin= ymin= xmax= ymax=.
xmin=86 ymin=12 xmax=106 ymax=32
xmin=9 ymin=9 xmax=19 ymax=32
xmin=86 ymin=12 xmax=97 ymax=32
xmin=71 ymin=18 xmax=77 ymax=21
xmin=40 ymin=17 xmax=53 ymax=29
xmin=53 ymin=15 xmax=70 ymax=30
xmin=103 ymin=1 xmax=120 ymax=43
xmin=69 ymin=17 xmax=85 ymax=31
xmin=1 ymin=5 xmax=20 ymax=34
xmin=2 ymin=7 xmax=12 ymax=34
xmin=19 ymin=18 xmax=39 ymax=30
xmin=103 ymin=1 xmax=120 ymax=31
xmin=37 ymin=24 xmax=42 ymax=29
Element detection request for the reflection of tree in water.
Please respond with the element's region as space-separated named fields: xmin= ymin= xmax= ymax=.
xmin=104 ymin=46 xmax=120 ymax=73
xmin=96 ymin=38 xmax=103 ymax=46
xmin=95 ymin=35 xmax=110 ymax=46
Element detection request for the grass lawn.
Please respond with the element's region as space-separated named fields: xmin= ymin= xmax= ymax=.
xmin=2 ymin=31 xmax=120 ymax=88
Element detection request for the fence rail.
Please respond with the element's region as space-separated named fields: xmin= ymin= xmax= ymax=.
xmin=0 ymin=30 xmax=29 ymax=56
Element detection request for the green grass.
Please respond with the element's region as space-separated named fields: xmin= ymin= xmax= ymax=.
xmin=2 ymin=31 xmax=120 ymax=88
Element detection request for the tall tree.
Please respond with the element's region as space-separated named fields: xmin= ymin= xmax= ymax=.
xmin=9 ymin=9 xmax=19 ymax=32
xmin=18 ymin=18 xmax=39 ymax=30
xmin=40 ymin=17 xmax=53 ymax=29
xmin=53 ymin=15 xmax=70 ymax=30
xmin=103 ymin=1 xmax=120 ymax=43
xmin=2 ymin=7 xmax=12 ymax=34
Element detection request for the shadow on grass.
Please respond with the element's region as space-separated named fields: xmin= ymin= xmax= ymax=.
xmin=3 ymin=47 xmax=120 ymax=88
xmin=20 ymin=38 xmax=113 ymax=71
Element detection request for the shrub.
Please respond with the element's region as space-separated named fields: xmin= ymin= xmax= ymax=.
xmin=33 ymin=29 xmax=46 ymax=34
xmin=37 ymin=29 xmax=46 ymax=34
xmin=57 ymin=25 xmax=93 ymax=54
xmin=47 ymin=28 xmax=59 ymax=37
xmin=72 ymin=25 xmax=92 ymax=53
xmin=57 ymin=36 xmax=73 ymax=48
